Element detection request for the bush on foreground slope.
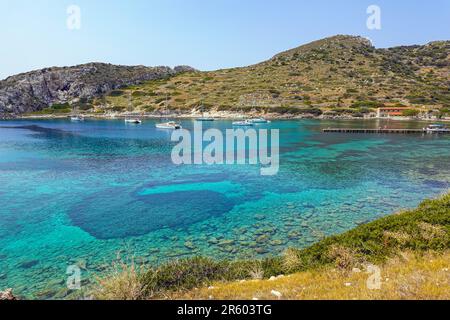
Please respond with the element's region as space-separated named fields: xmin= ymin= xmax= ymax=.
xmin=94 ymin=192 xmax=450 ymax=300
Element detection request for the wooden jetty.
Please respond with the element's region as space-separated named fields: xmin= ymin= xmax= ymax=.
xmin=323 ymin=128 xmax=432 ymax=134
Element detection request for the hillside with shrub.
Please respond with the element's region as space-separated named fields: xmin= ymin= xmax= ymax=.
xmin=4 ymin=35 xmax=449 ymax=118
xmin=93 ymin=192 xmax=450 ymax=300
xmin=96 ymin=35 xmax=449 ymax=118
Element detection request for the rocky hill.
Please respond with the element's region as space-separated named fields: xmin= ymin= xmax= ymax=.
xmin=1 ymin=35 xmax=449 ymax=117
xmin=0 ymin=63 xmax=195 ymax=117
xmin=98 ymin=35 xmax=449 ymax=117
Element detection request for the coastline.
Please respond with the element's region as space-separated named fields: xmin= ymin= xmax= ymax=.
xmin=8 ymin=111 xmax=450 ymax=122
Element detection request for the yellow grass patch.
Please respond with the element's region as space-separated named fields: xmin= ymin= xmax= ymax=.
xmin=169 ymin=251 xmax=450 ymax=300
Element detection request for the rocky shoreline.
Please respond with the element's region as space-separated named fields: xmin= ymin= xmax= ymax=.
xmin=11 ymin=112 xmax=450 ymax=122
xmin=0 ymin=289 xmax=17 ymax=300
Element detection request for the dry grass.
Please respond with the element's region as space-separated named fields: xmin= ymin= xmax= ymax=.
xmin=383 ymin=231 xmax=412 ymax=245
xmin=418 ymin=222 xmax=446 ymax=241
xmin=169 ymin=251 xmax=450 ymax=300
xmin=93 ymin=255 xmax=145 ymax=300
xmin=327 ymin=245 xmax=361 ymax=272
xmin=283 ymin=248 xmax=302 ymax=272
xmin=248 ymin=263 xmax=265 ymax=280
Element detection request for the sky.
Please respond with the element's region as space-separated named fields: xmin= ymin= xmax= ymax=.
xmin=0 ymin=0 xmax=449 ymax=79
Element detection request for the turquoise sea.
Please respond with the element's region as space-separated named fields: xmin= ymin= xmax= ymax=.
xmin=0 ymin=119 xmax=449 ymax=299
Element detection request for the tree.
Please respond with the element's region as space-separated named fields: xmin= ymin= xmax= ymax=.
xmin=402 ymin=109 xmax=420 ymax=117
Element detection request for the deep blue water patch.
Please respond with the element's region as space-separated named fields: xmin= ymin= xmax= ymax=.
xmin=142 ymin=173 xmax=231 ymax=189
xmin=69 ymin=189 xmax=234 ymax=239
xmin=423 ymin=180 xmax=449 ymax=189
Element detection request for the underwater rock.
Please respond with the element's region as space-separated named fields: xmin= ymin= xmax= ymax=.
xmin=166 ymin=250 xmax=186 ymax=258
xmin=36 ymin=288 xmax=58 ymax=300
xmin=77 ymin=259 xmax=88 ymax=270
xmin=255 ymin=247 xmax=269 ymax=255
xmin=184 ymin=241 xmax=196 ymax=250
xmin=53 ymin=288 xmax=71 ymax=300
xmin=19 ymin=260 xmax=39 ymax=269
xmin=248 ymin=241 xmax=258 ymax=248
xmin=81 ymin=278 xmax=90 ymax=286
xmin=256 ymin=235 xmax=270 ymax=244
xmin=46 ymin=278 xmax=66 ymax=287
xmin=287 ymin=231 xmax=301 ymax=240
xmin=217 ymin=240 xmax=235 ymax=247
xmin=269 ymin=239 xmax=285 ymax=246
xmin=284 ymin=221 xmax=296 ymax=227
xmin=219 ymin=246 xmax=234 ymax=253
xmin=208 ymin=237 xmax=219 ymax=245
xmin=254 ymin=214 xmax=266 ymax=221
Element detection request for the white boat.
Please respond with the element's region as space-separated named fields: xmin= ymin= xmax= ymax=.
xmin=156 ymin=121 xmax=182 ymax=130
xmin=125 ymin=119 xmax=142 ymax=124
xmin=232 ymin=120 xmax=254 ymax=127
xmin=425 ymin=124 xmax=450 ymax=133
xmin=70 ymin=116 xmax=84 ymax=122
xmin=248 ymin=118 xmax=270 ymax=124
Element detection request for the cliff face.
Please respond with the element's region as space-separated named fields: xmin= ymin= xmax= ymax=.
xmin=0 ymin=63 xmax=195 ymax=117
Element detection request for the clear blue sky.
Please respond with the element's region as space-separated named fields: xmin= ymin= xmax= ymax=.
xmin=1 ymin=0 xmax=449 ymax=79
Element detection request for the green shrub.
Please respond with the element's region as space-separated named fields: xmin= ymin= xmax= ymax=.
xmin=276 ymin=107 xmax=322 ymax=116
xmin=155 ymin=97 xmax=168 ymax=104
xmin=132 ymin=91 xmax=146 ymax=97
xmin=112 ymin=106 xmax=126 ymax=112
xmin=402 ymin=109 xmax=420 ymax=117
xmin=350 ymin=101 xmax=383 ymax=109
xmin=50 ymin=103 xmax=70 ymax=110
xmin=110 ymin=90 xmax=124 ymax=97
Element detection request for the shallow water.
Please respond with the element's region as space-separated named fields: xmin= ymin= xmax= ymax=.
xmin=0 ymin=118 xmax=449 ymax=299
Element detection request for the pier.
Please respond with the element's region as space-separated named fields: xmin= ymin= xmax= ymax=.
xmin=323 ymin=128 xmax=434 ymax=134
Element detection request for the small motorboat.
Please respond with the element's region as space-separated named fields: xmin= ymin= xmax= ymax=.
xmin=232 ymin=120 xmax=254 ymax=127
xmin=247 ymin=118 xmax=270 ymax=124
xmin=125 ymin=119 xmax=142 ymax=124
xmin=425 ymin=124 xmax=450 ymax=133
xmin=156 ymin=121 xmax=182 ymax=130
xmin=70 ymin=116 xmax=84 ymax=122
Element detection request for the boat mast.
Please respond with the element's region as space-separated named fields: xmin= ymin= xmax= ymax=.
xmin=127 ymin=92 xmax=133 ymax=113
